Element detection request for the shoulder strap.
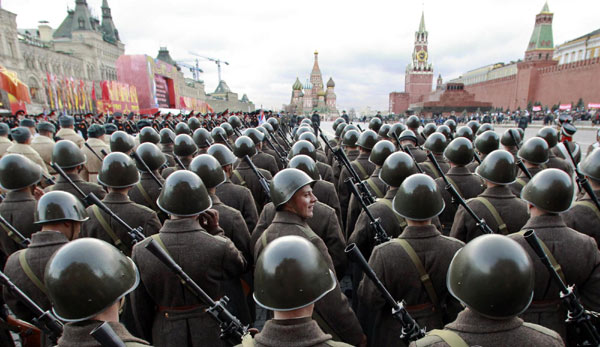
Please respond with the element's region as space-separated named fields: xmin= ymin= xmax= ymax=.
xmin=422 ymin=162 xmax=440 ymax=179
xmin=471 ymin=197 xmax=508 ymax=234
xmin=91 ymin=205 xmax=129 ymax=254
xmin=574 ymin=201 xmax=600 ymax=220
xmin=135 ymin=182 xmax=159 ymax=212
xmin=427 ymin=329 xmax=469 ymax=347
xmin=352 ymin=161 xmax=369 ymax=180
xmin=366 ymin=178 xmax=384 ymax=198
xmin=232 ymin=170 xmax=246 ymax=186
xmin=391 ymin=239 xmax=439 ymax=309
xmin=516 ymin=230 xmax=566 ymax=283
xmin=150 ymin=234 xmax=173 ymax=258
xmin=378 ymin=199 xmax=407 ymax=229
xmin=516 ymin=178 xmax=527 ymax=187
xmin=445 ymin=176 xmax=462 ymax=197
xmin=18 ymin=250 xmax=48 ymax=295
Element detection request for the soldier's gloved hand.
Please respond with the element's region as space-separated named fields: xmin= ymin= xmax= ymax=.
xmin=199 ymin=209 xmax=220 ymax=231
xmin=33 ymin=186 xmax=45 ymax=200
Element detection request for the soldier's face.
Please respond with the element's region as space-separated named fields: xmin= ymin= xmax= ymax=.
xmin=288 ymin=185 xmax=317 ymax=219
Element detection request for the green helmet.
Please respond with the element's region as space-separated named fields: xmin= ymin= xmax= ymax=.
xmin=97 ymin=152 xmax=140 ymax=188
xmin=332 ymin=118 xmax=346 ymax=132
xmin=262 ymin=122 xmax=274 ymax=133
xmin=267 ymin=117 xmax=279 ymax=131
xmin=52 ymin=140 xmax=87 ymax=169
xmin=340 ymin=124 xmax=358 ymax=138
xmin=580 ymin=148 xmax=600 ymax=181
xmin=193 ymin=128 xmax=214 ymax=148
xmin=190 ymin=154 xmax=227 ymax=188
xmin=221 ymin=122 xmax=234 ymax=136
xmin=518 ymin=137 xmax=549 ymax=165
xmin=138 ymin=127 xmax=160 ymax=144
xmin=517 ymin=128 xmax=525 ymax=141
xmin=301 ymin=118 xmax=312 ymax=126
xmin=476 ymin=123 xmax=494 ymax=136
xmin=335 ymin=123 xmax=348 ymax=138
xmin=256 ymin=126 xmax=270 ymax=141
xmin=228 ymin=115 xmax=242 ymax=129
xmin=110 ymin=131 xmax=135 ymax=153
xmin=288 ymin=140 xmax=317 ymax=161
xmin=174 ymin=134 xmax=198 ymax=157
xmin=536 ymin=126 xmax=559 ymax=148
xmin=444 ymin=119 xmax=457 ymax=133
xmin=342 ymin=129 xmax=360 ymax=147
xmin=233 ymin=136 xmax=257 ymax=158
xmin=187 ymin=117 xmax=201 ymax=131
xmin=393 ymin=173 xmax=444 ymax=220
xmin=45 ymin=238 xmax=139 ymax=322
xmin=270 ymin=168 xmax=315 ymax=208
xmin=424 ymin=132 xmax=448 ymax=154
xmin=379 ymin=152 xmax=417 ymax=187
xmin=476 ymin=149 xmax=517 ymax=184
xmin=466 ymin=120 xmax=480 ymax=134
xmin=436 ymin=125 xmax=452 ymax=141
xmin=159 ymin=128 xmax=175 ymax=144
xmin=298 ymin=132 xmax=319 ymax=149
xmin=356 ymin=130 xmax=378 ymax=150
xmin=399 ymin=129 xmax=418 ymax=144
xmin=175 ymin=122 xmax=191 ymax=135
xmin=406 ymin=115 xmax=421 ymax=129
xmin=288 ymin=155 xmax=320 ymax=180
xmin=369 ymin=140 xmax=396 ymax=166
xmin=447 ymin=234 xmax=534 ymax=319
xmin=0 ymin=154 xmax=42 ymax=190
xmin=421 ymin=123 xmax=437 ymax=138
xmin=207 ymin=144 xmax=237 ymax=166
xmin=521 ymin=168 xmax=574 ymax=213
xmin=387 ymin=123 xmax=406 ymax=139
xmin=243 ymin=128 xmax=265 ymax=145
xmin=368 ymin=117 xmax=383 ymax=132
xmin=455 ymin=126 xmax=474 ymax=141
xmin=211 ymin=126 xmax=228 ymax=143
xmin=157 ymin=170 xmax=212 ymax=216
xmin=444 ymin=137 xmax=474 ymax=166
xmin=254 ymin=235 xmax=336 ymax=311
xmin=295 ymin=126 xmax=314 ymax=141
xmin=500 ymin=129 xmax=521 ymax=147
xmin=35 ymin=191 xmax=88 ymax=224
xmin=378 ymin=124 xmax=391 ymax=139
xmin=135 ymin=143 xmax=166 ymax=171
xmin=474 ymin=130 xmax=500 ymax=155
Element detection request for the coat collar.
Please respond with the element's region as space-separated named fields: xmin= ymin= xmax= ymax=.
xmin=255 ymin=317 xmax=332 ymax=347
xmin=29 ymin=230 xmax=69 ymax=248
xmin=383 ymin=187 xmax=397 ymax=200
xmin=161 ymin=218 xmax=203 ymax=233
xmin=479 ymin=185 xmax=516 ymax=198
xmin=522 ymin=214 xmax=566 ymax=230
xmin=447 ymin=166 xmax=473 ymax=176
xmin=371 ymin=167 xmax=381 ymax=178
xmin=209 ymin=193 xmax=222 ymax=205
xmin=272 ymin=210 xmax=308 ymax=227
xmin=59 ymin=320 xmax=148 ymax=346
xmin=87 ymin=138 xmax=106 ymax=146
xmin=4 ymin=190 xmax=35 ymax=202
xmin=57 ymin=172 xmax=84 ymax=183
xmin=398 ymin=224 xmax=440 ymax=239
xmin=31 ymin=135 xmax=54 ymax=144
xmin=103 ymin=192 xmax=132 ymax=204
xmin=446 ymin=308 xmax=523 ymax=333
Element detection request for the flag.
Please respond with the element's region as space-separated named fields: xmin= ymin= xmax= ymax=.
xmin=258 ymin=109 xmax=265 ymax=125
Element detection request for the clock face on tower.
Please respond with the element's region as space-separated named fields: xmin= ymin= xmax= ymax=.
xmin=417 ymin=50 xmax=428 ymax=62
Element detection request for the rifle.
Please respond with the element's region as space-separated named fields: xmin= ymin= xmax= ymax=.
xmin=101 ymin=149 xmax=109 ymax=157
xmin=145 ymin=239 xmax=249 ymax=345
xmin=564 ymin=140 xmax=600 ymax=211
xmin=356 ymin=124 xmax=364 ymax=132
xmin=319 ymin=130 xmax=375 ymax=205
xmin=524 ymin=230 xmax=600 ymax=346
xmin=91 ymin=322 xmax=125 ymax=347
xmin=217 ymin=133 xmax=234 ymax=151
xmin=0 ymin=215 xmax=31 ymax=247
xmin=508 ymin=129 xmax=532 ymax=179
xmin=473 ymin=151 xmax=482 ymax=164
xmin=345 ymin=244 xmax=425 ymax=343
xmin=401 ymin=145 xmax=424 ymax=174
xmin=277 ymin=128 xmax=292 ymax=149
xmin=243 ymin=155 xmax=271 ymax=200
xmin=267 ymin=132 xmax=288 ymax=157
xmin=84 ymin=142 xmax=104 ymax=162
xmin=345 ymin=179 xmax=389 ymax=244
xmin=41 ymin=173 xmax=56 ymax=186
xmin=264 ymin=136 xmax=288 ymax=167
xmin=0 ymin=271 xmax=63 ymax=344
xmin=50 ymin=163 xmax=145 ymax=243
xmin=130 ymin=151 xmax=163 ymax=189
xmin=427 ymin=152 xmax=493 ymax=235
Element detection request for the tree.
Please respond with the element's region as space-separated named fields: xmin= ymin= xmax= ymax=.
xmin=576 ymin=98 xmax=584 ymax=110
xmin=527 ymin=101 xmax=533 ymax=111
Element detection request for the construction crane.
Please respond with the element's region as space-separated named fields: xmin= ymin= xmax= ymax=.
xmin=175 ymin=59 xmax=204 ymax=82
xmin=188 ymin=51 xmax=229 ymax=83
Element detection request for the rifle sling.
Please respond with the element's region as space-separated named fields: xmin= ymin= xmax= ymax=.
xmin=421 ymin=162 xmax=440 ymax=179
xmin=378 ymin=199 xmax=407 ymax=229
xmin=353 ymin=161 xmax=369 ymax=180
xmin=391 ymin=239 xmax=440 ymax=310
xmin=515 ymin=178 xmax=527 ymax=188
xmin=150 ymin=234 xmax=173 ymax=258
xmin=135 ymin=182 xmax=159 ymax=212
xmin=18 ymin=250 xmax=48 ymax=295
xmin=426 ymin=329 xmax=468 ymax=347
xmin=0 ymin=220 xmax=25 ymax=245
xmin=445 ymin=176 xmax=463 ymax=197
xmin=573 ymin=201 xmax=600 ymax=220
xmin=516 ymin=230 xmax=566 ymax=283
xmin=91 ymin=205 xmax=129 ymax=254
xmin=232 ymin=170 xmax=246 ymax=186
xmin=470 ymin=197 xmax=507 ymax=234
xmin=366 ymin=178 xmax=384 ymax=198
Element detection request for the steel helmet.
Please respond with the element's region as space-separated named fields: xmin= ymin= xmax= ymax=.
xmin=189 ymin=154 xmax=227 ymax=188
xmin=379 ymin=152 xmax=418 ymax=187
xmin=475 ymin=149 xmax=518 ymax=185
xmin=392 ymin=173 xmax=444 ymax=220
xmin=521 ymin=168 xmax=574 ymax=213
xmin=0 ymin=154 xmax=42 ymax=190
xmin=369 ymin=140 xmax=396 ymax=166
xmin=157 ymin=170 xmax=212 ymax=216
xmin=35 ymin=191 xmax=88 ymax=224
xmin=270 ymin=168 xmax=315 ymax=208
xmin=52 ymin=140 xmax=87 ymax=169
xmin=97 ymin=152 xmax=140 ymax=188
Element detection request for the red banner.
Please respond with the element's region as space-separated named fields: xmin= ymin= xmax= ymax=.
xmin=98 ymin=80 xmax=140 ymax=114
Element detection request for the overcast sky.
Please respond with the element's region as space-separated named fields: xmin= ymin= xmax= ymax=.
xmin=3 ymin=0 xmax=599 ymax=111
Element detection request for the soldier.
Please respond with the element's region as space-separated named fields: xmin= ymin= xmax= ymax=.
xmin=159 ymin=128 xmax=176 ymax=167
xmin=399 ymin=129 xmax=427 ymax=162
xmin=138 ymin=126 xmax=161 ymax=146
xmin=241 ymin=128 xmax=278 ymax=176
xmin=289 ymin=140 xmax=334 ymax=185
xmin=536 ymin=126 xmax=572 ymax=175
xmin=103 ymin=123 xmax=118 ymax=144
xmin=436 ymin=125 xmax=453 ymax=143
xmin=466 ymin=130 xmax=499 ymax=172
xmin=509 ymin=137 xmax=549 ymax=196
xmin=420 ymin=123 xmax=437 ymax=141
xmin=509 ymin=168 xmax=600 ymax=343
xmin=454 ymin=125 xmax=474 ymax=142
xmin=245 ymin=236 xmax=353 ymax=347
xmin=563 ymin=149 xmax=600 ymax=247
xmin=419 ymin=132 xmax=449 ymax=179
xmin=0 ymin=123 xmax=11 ymax=157
xmin=110 ymin=130 xmax=136 ymax=155
xmin=128 ymin=143 xmax=167 ymax=223
xmin=435 ymin=137 xmax=485 ymax=235
xmin=192 ymin=128 xmax=214 ymax=155
xmin=45 ymin=238 xmax=150 ymax=346
xmin=500 ymin=128 xmax=522 ymax=157
xmin=4 ymin=127 xmax=49 ymax=175
xmin=44 ymin=140 xmax=106 ymax=199
xmin=19 ymin=118 xmax=37 ymax=136
xmin=450 ymin=150 xmax=529 ymax=242
xmin=410 ymin=234 xmax=564 ymax=347
xmin=81 ymin=124 xmax=110 ymax=183
xmin=553 ymin=122 xmax=581 ymax=165
xmin=175 ymin=121 xmax=191 ymax=135
xmin=252 ymin=168 xmax=366 ymax=346
xmin=332 ymin=127 xmax=359 ymax=184
xmin=586 ymin=129 xmax=600 ymax=157
xmin=358 ymin=173 xmax=464 ymax=347
xmin=131 ymin=170 xmax=246 ymax=346
xmin=0 ymin=155 xmax=43 ymax=256
xmin=30 ymin=121 xmax=56 ymax=174
xmin=81 ymin=152 xmax=160 ymax=255
xmin=387 ymin=123 xmax=406 ymax=146
xmin=230 ymin=136 xmax=273 ymax=214
xmin=298 ymin=131 xmax=328 ymax=164
xmin=189 ymin=154 xmax=253 ymax=323
xmin=209 ymin=144 xmax=259 ymax=234
xmin=406 ymin=115 xmax=425 ymax=146
xmin=257 ymin=124 xmax=284 ymax=171
xmin=161 ymin=134 xmax=197 ymax=179
xmin=368 ymin=117 xmax=382 ymax=133
xmin=55 ymin=116 xmax=84 ymax=147
xmin=3 ymin=191 xmax=87 ymax=344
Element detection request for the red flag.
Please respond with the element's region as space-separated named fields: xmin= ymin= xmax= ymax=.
xmin=91 ymin=82 xmax=96 ymax=101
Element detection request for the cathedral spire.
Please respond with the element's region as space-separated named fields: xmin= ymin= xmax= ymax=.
xmin=310 ymin=51 xmax=324 ymax=90
xmin=101 ymin=0 xmax=119 ymax=43
xmin=419 ymin=11 xmax=426 ymax=32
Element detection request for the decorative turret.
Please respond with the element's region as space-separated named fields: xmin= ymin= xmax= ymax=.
xmin=310 ymin=51 xmax=324 ymax=90
xmin=407 ymin=10 xmax=432 ymax=73
xmin=437 ymin=74 xmax=443 ymax=90
xmin=53 ymin=0 xmax=96 ymax=39
xmin=101 ymin=0 xmax=119 ymax=44
xmin=525 ymin=1 xmax=554 ymax=61
xmin=292 ymin=77 xmax=302 ymax=90
xmin=326 ymin=77 xmax=335 ymax=88
xmin=304 ymin=79 xmax=313 ymax=90
xmin=156 ymin=47 xmax=180 ymax=70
